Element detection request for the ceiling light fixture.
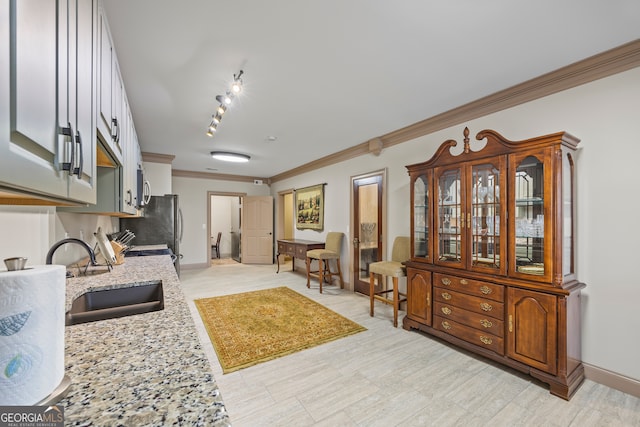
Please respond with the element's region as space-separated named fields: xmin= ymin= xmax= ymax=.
xmin=210 ymin=151 xmax=250 ymax=163
xmin=206 ymin=69 xmax=244 ymax=137
xmin=231 ymin=70 xmax=243 ymax=94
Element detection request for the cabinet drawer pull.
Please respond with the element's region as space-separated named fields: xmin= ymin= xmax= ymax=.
xmin=441 ymin=292 xmax=452 ymax=300
xmin=480 ymin=302 xmax=493 ymax=312
xmin=441 ymin=321 xmax=451 ymax=330
xmin=479 ymin=336 xmax=493 ymax=345
xmin=479 ymin=285 xmax=492 ymax=295
xmin=441 ymin=306 xmax=452 ymax=315
xmin=479 ymin=319 xmax=493 ymax=328
xmin=441 ymin=277 xmax=451 ymax=286
xmin=460 ymin=279 xmax=468 ymax=285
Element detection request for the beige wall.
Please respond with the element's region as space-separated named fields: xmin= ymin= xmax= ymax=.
xmin=270 ymin=67 xmax=640 ymax=384
xmin=172 ymin=176 xmax=271 ymax=265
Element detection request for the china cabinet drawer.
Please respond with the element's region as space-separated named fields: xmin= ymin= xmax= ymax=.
xmin=433 ymin=273 xmax=503 ymax=302
xmin=434 ymin=315 xmax=504 ymax=355
xmin=434 ymin=287 xmax=504 ymax=320
xmin=434 ymin=302 xmax=504 ymax=337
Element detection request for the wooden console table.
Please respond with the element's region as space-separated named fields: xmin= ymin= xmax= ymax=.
xmin=276 ymin=239 xmax=324 ymax=273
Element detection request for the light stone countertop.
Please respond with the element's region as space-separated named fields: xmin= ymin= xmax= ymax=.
xmin=60 ymin=255 xmax=230 ymax=426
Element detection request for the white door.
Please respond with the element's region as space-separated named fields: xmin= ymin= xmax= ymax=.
xmin=242 ymin=196 xmax=274 ymax=264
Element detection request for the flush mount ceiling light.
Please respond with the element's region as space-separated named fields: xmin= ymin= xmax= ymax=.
xmin=206 ymin=69 xmax=244 ymax=138
xmin=210 ymin=151 xmax=250 ymax=163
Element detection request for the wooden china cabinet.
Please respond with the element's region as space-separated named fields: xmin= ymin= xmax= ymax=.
xmin=404 ymin=127 xmax=585 ymax=400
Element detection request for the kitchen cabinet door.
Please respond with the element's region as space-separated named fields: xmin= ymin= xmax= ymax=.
xmin=1 ymin=0 xmax=96 ymax=204
xmin=1 ymin=0 xmax=68 ymax=199
xmin=66 ymin=0 xmax=97 ymax=203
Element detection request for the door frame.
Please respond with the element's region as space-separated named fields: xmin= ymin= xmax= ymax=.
xmin=207 ymin=191 xmax=246 ymax=263
xmin=350 ymin=169 xmax=387 ymax=293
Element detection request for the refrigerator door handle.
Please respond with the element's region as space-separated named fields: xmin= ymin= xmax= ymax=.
xmin=178 ymin=208 xmax=184 ymax=243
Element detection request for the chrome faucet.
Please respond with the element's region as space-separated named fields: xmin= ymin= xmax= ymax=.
xmin=46 ymin=238 xmax=100 ymax=277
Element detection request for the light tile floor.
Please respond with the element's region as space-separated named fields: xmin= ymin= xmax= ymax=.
xmin=180 ymin=261 xmax=640 ymax=427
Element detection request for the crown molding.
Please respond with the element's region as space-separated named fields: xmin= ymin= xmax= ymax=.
xmin=172 ymin=169 xmax=271 ymax=185
xmin=141 ymin=152 xmax=175 ymax=164
xmin=270 ymin=39 xmax=640 ymax=183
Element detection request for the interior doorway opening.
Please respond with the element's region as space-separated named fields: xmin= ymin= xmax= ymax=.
xmin=208 ymin=192 xmax=244 ymax=264
xmin=277 ymin=189 xmax=296 ymax=268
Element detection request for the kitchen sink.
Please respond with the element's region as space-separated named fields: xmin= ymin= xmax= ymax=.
xmin=65 ymin=281 xmax=164 ymax=326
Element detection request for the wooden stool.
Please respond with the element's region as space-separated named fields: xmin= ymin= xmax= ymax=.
xmin=306 ymin=232 xmax=344 ymax=293
xmin=369 ymin=236 xmax=410 ymax=327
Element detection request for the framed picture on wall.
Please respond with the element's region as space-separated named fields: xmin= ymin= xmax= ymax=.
xmin=295 ymin=184 xmax=324 ymax=230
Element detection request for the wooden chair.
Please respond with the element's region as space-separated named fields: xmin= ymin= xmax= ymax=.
xmin=306 ymin=232 xmax=344 ymax=293
xmin=369 ymin=236 xmax=410 ymax=327
xmin=211 ymin=232 xmax=222 ymax=259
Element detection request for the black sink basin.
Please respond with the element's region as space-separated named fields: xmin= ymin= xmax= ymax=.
xmin=66 ymin=281 xmax=164 ymax=326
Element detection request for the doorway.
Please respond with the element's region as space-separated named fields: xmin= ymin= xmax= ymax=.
xmin=208 ymin=192 xmax=244 ymax=264
xmin=351 ymin=170 xmax=386 ymax=295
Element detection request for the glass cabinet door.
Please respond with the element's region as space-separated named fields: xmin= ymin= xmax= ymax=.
xmin=509 ymin=150 xmax=552 ymax=282
xmin=469 ymin=158 xmax=506 ymax=275
xmin=435 ymin=166 xmax=463 ymax=268
xmin=412 ymin=173 xmax=431 ymax=262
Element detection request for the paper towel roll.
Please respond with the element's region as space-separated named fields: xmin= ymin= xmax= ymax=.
xmin=0 ymin=265 xmax=66 ymax=405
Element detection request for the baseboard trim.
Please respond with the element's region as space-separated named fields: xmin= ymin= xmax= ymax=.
xmin=584 ymin=363 xmax=640 ymax=398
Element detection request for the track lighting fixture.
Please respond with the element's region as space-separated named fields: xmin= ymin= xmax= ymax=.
xmin=231 ymin=70 xmax=243 ymax=94
xmin=206 ymin=69 xmax=244 ymax=137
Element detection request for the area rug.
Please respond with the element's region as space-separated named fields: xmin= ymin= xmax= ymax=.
xmin=194 ymin=286 xmax=366 ymax=373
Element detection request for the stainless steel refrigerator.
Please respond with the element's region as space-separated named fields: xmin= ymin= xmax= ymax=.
xmin=120 ymin=194 xmax=183 ymax=275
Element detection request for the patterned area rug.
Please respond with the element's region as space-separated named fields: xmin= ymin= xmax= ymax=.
xmin=195 ymin=287 xmax=366 ymax=373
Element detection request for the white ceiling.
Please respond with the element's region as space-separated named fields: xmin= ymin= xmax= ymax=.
xmin=102 ymin=0 xmax=640 ymax=178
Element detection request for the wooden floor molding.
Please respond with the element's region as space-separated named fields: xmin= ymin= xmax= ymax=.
xmin=584 ymin=363 xmax=640 ymax=399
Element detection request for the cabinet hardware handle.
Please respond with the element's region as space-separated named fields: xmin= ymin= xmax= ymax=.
xmin=460 ymin=279 xmax=468 ymax=285
xmin=60 ymin=122 xmax=74 ymax=175
xmin=427 ymin=293 xmax=430 ymax=306
xmin=479 ymin=336 xmax=493 ymax=345
xmin=441 ymin=277 xmax=451 ymax=286
xmin=460 ymin=215 xmax=465 ymax=229
xmin=73 ymin=130 xmax=83 ymax=177
xmin=509 ymin=315 xmax=513 ymax=333
xmin=479 ymin=319 xmax=493 ymax=328
xmin=479 ymin=285 xmax=492 ymax=295
xmin=441 ymin=321 xmax=451 ymax=330
xmin=441 ymin=307 xmax=452 ymax=315
xmin=467 ymin=213 xmax=471 ymax=228
xmin=441 ymin=292 xmax=452 ymax=300
xmin=111 ymin=117 xmax=120 ymax=143
xmin=480 ymin=302 xmax=492 ymax=312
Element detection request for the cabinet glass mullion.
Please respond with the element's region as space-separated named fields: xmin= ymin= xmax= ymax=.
xmin=470 ymin=163 xmax=501 ymax=270
xmin=437 ymin=168 xmax=462 ymax=264
xmin=413 ymin=174 xmax=429 ymax=259
xmin=514 ymin=155 xmax=545 ymax=276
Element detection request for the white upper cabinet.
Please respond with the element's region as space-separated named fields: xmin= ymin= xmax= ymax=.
xmin=0 ymin=0 xmax=96 ymax=204
xmin=97 ymin=3 xmax=123 ymax=164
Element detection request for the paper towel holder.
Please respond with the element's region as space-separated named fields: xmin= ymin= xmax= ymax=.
xmin=4 ymin=257 xmax=28 ymax=271
xmin=35 ymin=374 xmax=72 ymax=406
